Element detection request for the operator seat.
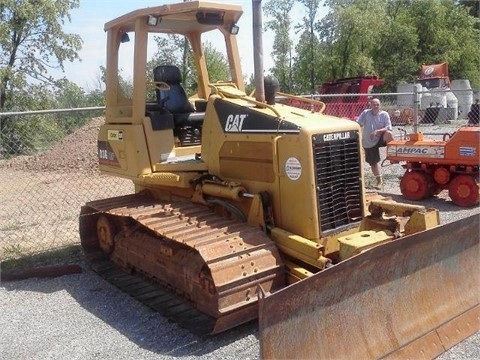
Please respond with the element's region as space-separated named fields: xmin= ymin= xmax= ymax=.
xmin=154 ymin=65 xmax=194 ymax=114
xmin=153 ymin=65 xmax=204 ymax=145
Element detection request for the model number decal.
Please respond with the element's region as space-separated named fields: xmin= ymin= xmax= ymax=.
xmin=98 ymin=141 xmax=120 ymax=167
xmin=107 ymin=130 xmax=124 ymax=141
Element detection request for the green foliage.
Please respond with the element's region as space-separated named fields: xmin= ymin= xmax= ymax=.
xmin=369 ymin=2 xmax=419 ymax=90
xmin=295 ymin=0 xmax=323 ymax=93
xmin=458 ymin=0 xmax=480 ymax=29
xmin=188 ymin=41 xmax=230 ymax=94
xmin=148 ymin=34 xmax=231 ymax=96
xmin=151 ymin=35 xmax=187 ymax=68
xmin=9 ymin=116 xmax=64 ymax=154
xmin=292 ymin=32 xmax=324 ymax=93
xmin=396 ymin=0 xmax=480 ymax=89
xmin=52 ymin=79 xmax=104 ymax=133
xmin=264 ymin=0 xmax=295 ymax=92
xmin=0 ymin=0 xmax=82 ymax=109
xmin=0 ymin=0 xmax=87 ymax=156
xmin=269 ymin=0 xmax=480 ymax=93
xmin=0 ymin=79 xmax=102 ymax=157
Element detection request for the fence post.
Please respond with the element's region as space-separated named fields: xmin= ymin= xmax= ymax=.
xmin=413 ymin=86 xmax=420 ymax=133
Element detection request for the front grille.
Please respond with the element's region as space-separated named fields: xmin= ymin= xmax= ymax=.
xmin=313 ymin=131 xmax=363 ymax=233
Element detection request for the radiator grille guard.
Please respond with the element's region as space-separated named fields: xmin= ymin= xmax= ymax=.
xmin=312 ymin=131 xmax=364 ymax=233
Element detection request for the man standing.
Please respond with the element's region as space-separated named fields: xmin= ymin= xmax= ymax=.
xmin=357 ymin=98 xmax=394 ymax=190
xmin=467 ymin=98 xmax=479 ymax=125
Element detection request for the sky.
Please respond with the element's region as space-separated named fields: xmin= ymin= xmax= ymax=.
xmin=59 ymin=0 xmax=314 ymax=91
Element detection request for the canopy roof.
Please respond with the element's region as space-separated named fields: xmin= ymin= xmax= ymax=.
xmin=104 ymin=1 xmax=243 ymax=35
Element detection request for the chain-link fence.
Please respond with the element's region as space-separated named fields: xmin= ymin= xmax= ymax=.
xmin=0 ymin=88 xmax=477 ymax=261
xmin=0 ymin=108 xmax=134 ymax=261
xmin=281 ymin=87 xmax=478 ymax=125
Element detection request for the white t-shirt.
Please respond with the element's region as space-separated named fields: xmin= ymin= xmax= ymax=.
xmin=357 ymin=109 xmax=392 ymax=148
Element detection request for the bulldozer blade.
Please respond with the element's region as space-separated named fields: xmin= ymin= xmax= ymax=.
xmin=259 ymin=214 xmax=479 ymax=359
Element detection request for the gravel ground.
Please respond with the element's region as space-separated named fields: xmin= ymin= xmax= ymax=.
xmin=0 ymin=269 xmax=261 ymax=360
xmin=1 ymin=190 xmax=478 ymax=360
xmin=1 ymin=267 xmax=477 ymax=360
xmin=1 ymin=119 xmax=479 ymax=359
xmin=1 ymin=275 xmax=478 ymax=360
xmin=1 ymin=217 xmax=478 ymax=360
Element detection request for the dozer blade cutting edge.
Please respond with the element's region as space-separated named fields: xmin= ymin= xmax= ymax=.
xmin=258 ymin=214 xmax=479 ymax=360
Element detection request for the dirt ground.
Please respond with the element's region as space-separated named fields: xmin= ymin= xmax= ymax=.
xmin=0 ymin=117 xmax=133 ymax=259
xmin=5 ymin=117 xmax=105 ymax=174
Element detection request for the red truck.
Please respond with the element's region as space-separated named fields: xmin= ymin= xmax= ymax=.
xmin=278 ymin=76 xmax=384 ymax=120
xmin=417 ymin=62 xmax=450 ymax=89
xmin=318 ymin=76 xmax=385 ymax=119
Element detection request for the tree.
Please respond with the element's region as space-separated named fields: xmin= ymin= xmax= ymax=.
xmin=52 ymin=78 xmax=104 ymax=133
xmin=187 ymin=41 xmax=231 ymax=94
xmin=2 ymin=82 xmax=62 ymax=155
xmin=295 ymin=0 xmax=323 ymax=93
xmin=0 ymin=0 xmax=82 ymax=155
xmin=314 ymin=0 xmax=480 ymax=91
xmin=0 ymin=0 xmax=82 ymax=111
xmin=317 ymin=0 xmax=386 ymax=79
xmin=264 ymin=0 xmax=294 ymax=92
xmin=457 ymin=0 xmax=480 ymax=29
xmin=369 ymin=1 xmax=419 ymax=90
xmin=149 ymin=35 xmax=230 ymax=96
xmin=292 ymin=31 xmax=323 ymax=93
xmin=201 ymin=41 xmax=230 ymax=81
xmin=150 ymin=34 xmax=190 ymax=83
xmin=407 ymin=0 xmax=480 ymax=88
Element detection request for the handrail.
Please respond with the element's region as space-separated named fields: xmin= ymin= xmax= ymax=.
xmin=211 ymin=84 xmax=283 ymax=118
xmin=277 ymin=92 xmax=326 ymax=114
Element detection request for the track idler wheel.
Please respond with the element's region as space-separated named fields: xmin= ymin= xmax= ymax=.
xmin=448 ymin=175 xmax=479 ymax=207
xmin=96 ymin=215 xmax=116 ymax=255
xmin=400 ymin=171 xmax=434 ymax=200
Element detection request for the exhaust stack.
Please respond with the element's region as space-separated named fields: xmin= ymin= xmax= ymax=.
xmin=252 ymin=0 xmax=265 ymax=103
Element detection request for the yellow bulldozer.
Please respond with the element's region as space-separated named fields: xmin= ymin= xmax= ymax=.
xmin=79 ymin=1 xmax=479 ymax=358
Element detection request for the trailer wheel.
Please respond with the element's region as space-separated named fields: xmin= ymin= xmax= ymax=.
xmin=400 ymin=171 xmax=431 ymax=200
xmin=448 ymin=175 xmax=479 ymax=207
xmin=97 ymin=215 xmax=116 ymax=255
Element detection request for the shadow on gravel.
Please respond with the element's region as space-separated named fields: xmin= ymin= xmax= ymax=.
xmin=1 ymin=259 xmax=260 ymax=358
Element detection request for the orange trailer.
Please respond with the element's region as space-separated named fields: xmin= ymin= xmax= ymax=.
xmin=386 ymin=126 xmax=480 ymax=206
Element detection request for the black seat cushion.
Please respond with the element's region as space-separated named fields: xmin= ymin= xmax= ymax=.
xmin=153 ymin=65 xmax=195 ymax=114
